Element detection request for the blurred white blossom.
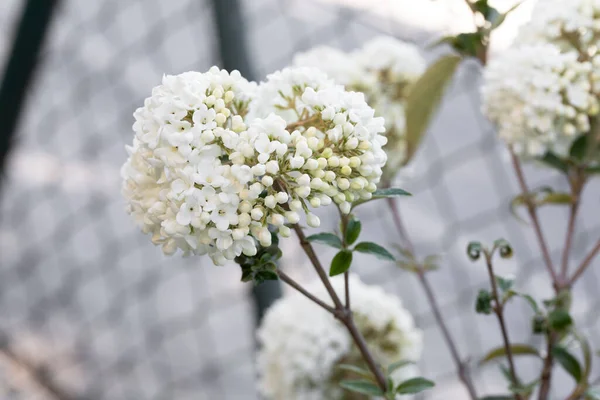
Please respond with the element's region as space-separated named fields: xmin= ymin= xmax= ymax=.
xmin=257 ymin=274 xmax=422 ymax=400
xmin=293 ymin=36 xmax=426 ymax=184
xmin=482 ymin=44 xmax=599 ymax=158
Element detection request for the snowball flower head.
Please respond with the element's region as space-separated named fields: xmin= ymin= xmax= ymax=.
xmin=257 ymin=274 xmax=422 ymax=400
xmin=247 ymin=67 xmax=388 ymax=215
xmin=519 ymin=0 xmax=600 ymax=57
xmin=293 ymin=37 xmax=426 ymax=184
xmin=121 ymin=67 xmax=260 ymax=265
xmin=482 ymin=44 xmax=599 ymax=159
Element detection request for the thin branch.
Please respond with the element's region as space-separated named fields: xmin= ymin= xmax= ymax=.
xmin=291 ymin=223 xmax=345 ymax=310
xmin=0 ymin=342 xmax=76 ymax=400
xmin=387 ymin=199 xmax=478 ymax=400
xmin=291 ymin=223 xmax=388 ymax=392
xmin=483 ymin=252 xmax=523 ymax=400
xmin=508 ymin=149 xmax=561 ymax=289
xmin=276 ymin=269 xmax=336 ymax=314
xmin=560 ymin=170 xmax=585 ymax=280
xmin=344 ymin=272 xmax=350 ymax=310
xmin=537 ymin=333 xmax=557 ymax=400
xmin=568 ymin=238 xmax=600 ymax=286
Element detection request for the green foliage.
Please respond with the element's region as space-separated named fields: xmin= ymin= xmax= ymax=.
xmin=467 ymin=241 xmax=483 ymax=261
xmin=510 ymin=186 xmax=574 ymax=222
xmin=345 ymin=216 xmax=362 ymax=246
xmin=552 ymin=346 xmax=583 ymax=382
xmin=586 ymin=388 xmax=600 ymax=399
xmin=548 ymin=309 xmax=573 ymax=332
xmin=354 ymin=242 xmax=395 ymax=261
xmin=337 ymin=364 xmax=373 ymax=380
xmin=476 ymin=289 xmax=493 ymax=315
xmin=538 ymin=151 xmax=569 ymax=173
xmin=329 ymin=250 xmax=353 ymax=276
xmin=339 ymin=380 xmax=383 ymax=396
xmin=495 ymin=275 xmax=514 ymax=292
xmin=405 ymin=55 xmax=462 ymax=163
xmin=235 ymin=232 xmax=281 ymax=285
xmin=480 ymin=344 xmax=540 ymax=365
xmin=387 ymin=360 xmax=414 ymax=375
xmin=395 ymin=377 xmax=435 ymax=395
xmin=570 ymin=134 xmax=589 ymax=161
xmin=306 ymin=232 xmax=343 ymax=249
xmin=352 ymin=187 xmax=411 ymax=208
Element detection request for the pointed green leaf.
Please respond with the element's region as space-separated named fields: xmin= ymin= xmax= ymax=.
xmin=405 ymin=55 xmax=462 ymax=163
xmin=337 ymin=364 xmax=374 ymax=380
xmin=345 ymin=217 xmax=362 ymax=246
xmin=552 ymin=346 xmax=583 ymax=382
xmin=372 ymin=187 xmax=412 ymax=198
xmin=570 ymin=134 xmax=588 ymax=161
xmin=538 ymin=151 xmax=569 ymax=173
xmin=539 ymin=192 xmax=574 ymax=206
xmin=306 ymin=233 xmax=343 ymax=249
xmin=340 ymin=380 xmax=384 ymax=396
xmin=495 ymin=275 xmax=514 ymax=292
xmin=491 ymin=0 xmax=526 ymax=29
xmin=395 ymin=377 xmax=435 ymax=394
xmin=387 ymin=360 xmax=415 ymax=375
xmin=329 ymin=250 xmax=353 ymax=276
xmin=354 ymin=242 xmax=395 ymax=261
xmin=475 ymin=289 xmax=493 ymax=315
xmin=480 ymin=344 xmax=541 ymax=364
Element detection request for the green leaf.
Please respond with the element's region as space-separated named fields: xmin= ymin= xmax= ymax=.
xmin=452 ymin=32 xmax=484 ymax=58
xmin=345 ymin=217 xmax=362 ymax=246
xmin=476 ymin=289 xmax=493 ymax=315
xmin=306 ymin=233 xmax=342 ymax=249
xmin=570 ymin=134 xmax=588 ymax=161
xmin=354 ymin=242 xmax=395 ymax=261
xmin=538 ymin=151 xmax=569 ymax=173
xmin=387 ymin=360 xmax=414 ymax=375
xmin=552 ymin=346 xmax=583 ymax=382
xmin=573 ymin=330 xmax=593 ymax=380
xmin=539 ymin=192 xmax=574 ymax=206
xmin=549 ymin=309 xmax=573 ymax=331
xmin=405 ymin=55 xmax=462 ymax=163
xmin=372 ymin=188 xmax=412 ymax=198
xmin=329 ymin=250 xmax=353 ymax=276
xmin=491 ymin=0 xmax=526 ymax=29
xmin=586 ymin=388 xmax=600 ymax=399
xmin=395 ymin=377 xmax=435 ymax=394
xmin=480 ymin=344 xmax=541 ymax=364
xmin=337 ymin=364 xmax=374 ymax=380
xmin=495 ymin=275 xmax=514 ymax=292
xmin=340 ymin=380 xmax=384 ymax=396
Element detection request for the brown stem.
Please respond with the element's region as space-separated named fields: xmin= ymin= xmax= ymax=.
xmin=291 ymin=223 xmax=388 ymax=392
xmin=339 ymin=211 xmax=351 ymax=310
xmin=484 ymin=252 xmax=523 ymax=400
xmin=387 ymin=199 xmax=478 ymax=399
xmin=344 ymin=272 xmax=350 ymax=310
xmin=508 ymin=149 xmax=561 ymax=290
xmin=537 ymin=333 xmax=557 ymax=400
xmin=568 ymin=239 xmax=600 ymax=286
xmin=0 ymin=341 xmax=75 ymax=400
xmin=286 ymin=114 xmax=320 ymax=131
xmin=417 ymin=272 xmax=479 ymax=399
xmin=560 ymin=170 xmax=586 ymax=280
xmin=276 ymin=269 xmax=336 ymax=314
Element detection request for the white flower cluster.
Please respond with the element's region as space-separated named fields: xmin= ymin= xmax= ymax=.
xmin=482 ymin=44 xmax=599 ymax=158
xmin=519 ymin=0 xmax=600 ymax=56
xmin=256 ymin=274 xmax=423 ymax=400
xmin=122 ymin=67 xmax=387 ymax=264
xmin=482 ymin=0 xmax=600 ymax=160
xmin=293 ymin=36 xmax=426 ymax=183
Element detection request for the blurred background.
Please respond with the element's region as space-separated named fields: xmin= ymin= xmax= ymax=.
xmin=1 ymin=0 xmax=599 ymax=399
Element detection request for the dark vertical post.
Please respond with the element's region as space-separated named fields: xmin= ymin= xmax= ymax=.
xmin=209 ymin=0 xmax=282 ymax=325
xmin=0 ymin=0 xmax=62 ymax=180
